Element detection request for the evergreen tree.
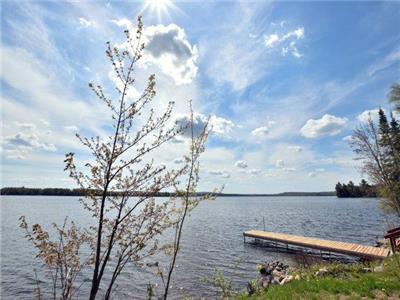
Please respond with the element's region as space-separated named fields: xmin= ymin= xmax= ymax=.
xmin=389 ymin=83 xmax=400 ymax=112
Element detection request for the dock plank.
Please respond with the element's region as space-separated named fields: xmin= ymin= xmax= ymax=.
xmin=243 ymin=230 xmax=390 ymax=259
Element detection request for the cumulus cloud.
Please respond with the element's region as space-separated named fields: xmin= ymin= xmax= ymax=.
xmin=143 ymin=24 xmax=198 ymax=85
xmin=112 ymin=20 xmax=198 ymax=85
xmin=251 ymin=126 xmax=269 ymax=138
xmin=4 ymin=132 xmax=57 ymax=152
xmin=264 ymin=27 xmax=305 ymax=58
xmin=283 ymin=167 xmax=296 ymax=172
xmin=357 ymin=108 xmax=382 ymax=123
xmin=308 ymin=172 xmax=317 ymax=178
xmin=235 ymin=160 xmax=248 ymax=169
xmin=300 ymin=114 xmax=347 ymax=138
xmin=250 ymin=121 xmax=276 ymax=141
xmin=175 ymin=114 xmax=235 ymax=139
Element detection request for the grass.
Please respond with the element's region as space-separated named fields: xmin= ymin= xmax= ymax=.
xmin=237 ymin=255 xmax=400 ymax=300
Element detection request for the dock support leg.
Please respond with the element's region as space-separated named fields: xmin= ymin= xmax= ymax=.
xmin=243 ymin=234 xmax=246 ymax=243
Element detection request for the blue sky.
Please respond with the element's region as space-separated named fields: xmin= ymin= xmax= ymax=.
xmin=1 ymin=1 xmax=399 ymax=193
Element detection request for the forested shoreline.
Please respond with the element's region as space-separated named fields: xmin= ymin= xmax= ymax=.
xmin=0 ymin=187 xmax=335 ymax=197
xmin=335 ymin=180 xmax=378 ymax=198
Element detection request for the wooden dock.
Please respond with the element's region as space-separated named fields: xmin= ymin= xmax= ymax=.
xmin=243 ymin=230 xmax=390 ymax=260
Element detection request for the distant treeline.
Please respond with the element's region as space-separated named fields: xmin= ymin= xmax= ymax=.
xmin=335 ymin=180 xmax=378 ymax=198
xmin=0 ymin=187 xmax=335 ymax=197
xmin=0 ymin=187 xmax=173 ymax=197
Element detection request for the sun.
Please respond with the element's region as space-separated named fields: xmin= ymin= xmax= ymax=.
xmin=141 ymin=0 xmax=176 ymax=21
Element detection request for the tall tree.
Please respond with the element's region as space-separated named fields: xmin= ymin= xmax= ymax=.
xmin=389 ymin=83 xmax=400 ymax=112
xmin=350 ymin=101 xmax=400 ymax=216
xmin=20 ymin=17 xmax=212 ymax=299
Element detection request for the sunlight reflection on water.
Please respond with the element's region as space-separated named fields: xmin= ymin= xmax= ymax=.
xmin=0 ymin=196 xmax=390 ymax=299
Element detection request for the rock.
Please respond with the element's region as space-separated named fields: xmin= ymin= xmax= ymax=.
xmin=146 ymin=262 xmax=159 ymax=267
xmin=362 ymin=267 xmax=372 ymax=273
xmin=257 ymin=260 xmax=292 ymax=289
xmin=279 ymin=275 xmax=293 ymax=285
xmin=374 ymin=265 xmax=383 ymax=272
xmin=295 ymin=274 xmax=301 ymax=280
xmin=316 ymin=267 xmax=328 ymax=277
xmin=247 ymin=282 xmax=256 ymax=295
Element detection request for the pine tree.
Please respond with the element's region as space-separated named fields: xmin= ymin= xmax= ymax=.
xmin=389 ymin=83 xmax=400 ymax=112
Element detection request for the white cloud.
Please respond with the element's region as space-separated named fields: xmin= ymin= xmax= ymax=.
xmin=282 ymin=27 xmax=304 ymax=40
xmin=264 ymin=34 xmax=279 ymax=48
xmin=39 ymin=119 xmax=50 ymax=127
xmin=111 ymin=18 xmax=131 ymax=28
xmin=283 ymin=167 xmax=296 ymax=172
xmin=201 ymin=2 xmax=275 ymax=91
xmin=4 ymin=132 xmax=57 ymax=152
xmin=264 ymin=27 xmax=305 ymax=58
xmin=288 ymin=145 xmax=302 ymax=152
xmin=251 ymin=126 xmax=269 ymax=138
xmin=308 ymin=172 xmax=316 ymax=178
xmin=275 ymin=159 xmax=285 ymax=168
xmin=173 ymin=158 xmax=183 ymax=164
xmin=342 ymin=135 xmax=353 ymax=142
xmin=210 ymin=116 xmax=235 ymax=138
xmin=235 ymin=160 xmax=248 ymax=169
xmin=15 ymin=122 xmax=36 ymax=130
xmin=7 ymin=154 xmax=26 ymax=160
xmin=112 ymin=20 xmax=198 ymax=85
xmin=79 ymin=17 xmax=93 ymax=28
xmin=300 ymin=114 xmax=347 ymax=138
xmin=64 ymin=125 xmax=79 ymax=132
xmin=144 ymin=24 xmax=198 ymax=85
xmin=357 ymin=108 xmax=382 ymax=123
xmin=175 ymin=113 xmax=235 ymax=139
xmin=209 ymin=170 xmax=230 ymax=178
xmin=248 ymin=168 xmax=261 ymax=175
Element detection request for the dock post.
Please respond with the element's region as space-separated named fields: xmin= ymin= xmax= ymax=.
xmin=243 ymin=233 xmax=246 ymax=243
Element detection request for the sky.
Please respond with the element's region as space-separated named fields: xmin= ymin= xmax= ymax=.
xmin=1 ymin=1 xmax=399 ymax=193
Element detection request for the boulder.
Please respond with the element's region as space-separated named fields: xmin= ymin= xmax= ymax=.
xmin=316 ymin=267 xmax=328 ymax=277
xmin=373 ymin=265 xmax=383 ymax=272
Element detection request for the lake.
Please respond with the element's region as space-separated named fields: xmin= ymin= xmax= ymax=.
xmin=0 ymin=196 xmax=391 ymax=299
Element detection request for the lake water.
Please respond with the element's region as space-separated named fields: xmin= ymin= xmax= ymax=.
xmin=0 ymin=196 xmax=392 ymax=299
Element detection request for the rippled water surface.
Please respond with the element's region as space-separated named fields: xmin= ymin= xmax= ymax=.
xmin=1 ymin=196 xmax=390 ymax=299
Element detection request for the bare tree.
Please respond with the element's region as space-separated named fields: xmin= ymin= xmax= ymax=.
xmin=19 ymin=217 xmax=90 ymax=299
xmin=20 ymin=16 xmax=211 ymax=299
xmin=159 ymin=106 xmax=220 ymax=300
xmin=350 ymin=116 xmax=400 ymax=216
